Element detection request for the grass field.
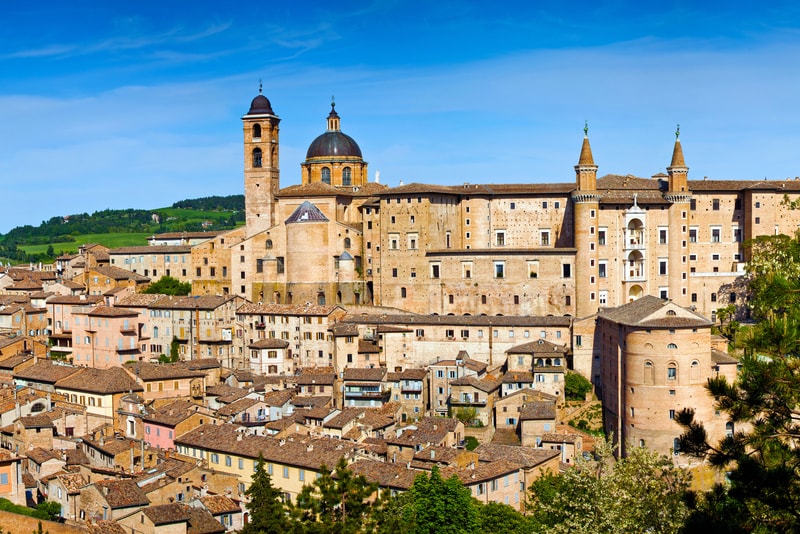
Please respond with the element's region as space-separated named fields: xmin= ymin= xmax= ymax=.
xmin=19 ymin=232 xmax=151 ymax=255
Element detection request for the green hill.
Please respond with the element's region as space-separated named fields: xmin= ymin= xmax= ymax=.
xmin=0 ymin=195 xmax=244 ymax=264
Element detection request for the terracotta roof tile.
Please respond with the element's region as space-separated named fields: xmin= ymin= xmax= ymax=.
xmin=56 ymin=367 xmax=143 ymax=394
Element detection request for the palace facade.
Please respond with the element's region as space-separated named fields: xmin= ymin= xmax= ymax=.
xmin=190 ymin=89 xmax=800 ymax=324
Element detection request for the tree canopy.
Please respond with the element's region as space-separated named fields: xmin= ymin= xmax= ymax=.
xmin=142 ymin=276 xmax=192 ymax=296
xmin=527 ymin=439 xmax=690 ymax=534
xmin=678 ymin=233 xmax=800 ymax=532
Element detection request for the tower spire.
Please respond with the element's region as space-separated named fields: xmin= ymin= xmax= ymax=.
xmin=670 ymin=124 xmax=686 ymax=168
xmin=259 ymin=79 xmax=262 ymax=95
xmin=578 ymin=121 xmax=595 ymax=166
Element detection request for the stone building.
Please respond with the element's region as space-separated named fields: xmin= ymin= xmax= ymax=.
xmin=597 ymin=296 xmax=736 ymax=458
xmin=215 ymin=89 xmax=800 ymax=324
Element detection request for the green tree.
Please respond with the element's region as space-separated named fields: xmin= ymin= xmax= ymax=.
xmin=170 ymin=336 xmax=180 ymax=362
xmin=564 ymin=371 xmax=592 ymax=401
xmin=527 ymin=439 xmax=690 ymax=534
xmin=477 ymin=501 xmax=529 ymax=533
xmin=678 ymin=233 xmax=800 ymax=532
xmin=142 ymin=275 xmax=192 ymax=295
xmin=241 ymin=455 xmax=292 ymax=534
xmin=401 ymin=465 xmax=480 ymax=534
xmin=293 ymin=457 xmax=377 ymax=534
xmin=454 ymin=407 xmax=479 ymax=427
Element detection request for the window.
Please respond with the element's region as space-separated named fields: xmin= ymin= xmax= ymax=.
xmin=659 ymin=228 xmax=667 ymax=244
xmin=462 ymin=262 xmax=472 ymax=279
xmin=321 ymin=167 xmax=331 ymax=184
xmin=401 ymin=287 xmax=407 ymax=298
xmin=712 ymin=198 xmax=720 ymax=210
xmin=283 ymin=466 xmax=289 ymax=478
xmin=598 ymin=261 xmax=607 ymax=278
xmin=253 ymin=124 xmax=262 ymax=139
xmin=659 ymin=260 xmax=668 ymax=275
xmin=494 ymin=262 xmax=505 ymax=278
xmin=667 ymin=364 xmax=677 ymax=380
xmin=598 ymin=228 xmax=606 ymax=245
xmin=252 ymin=148 xmax=263 ymax=168
xmin=711 ymin=227 xmax=721 ymax=243
xmin=276 ymin=257 xmax=285 ymax=274
xmin=495 ymin=231 xmax=506 ymax=246
xmin=562 ymin=263 xmax=571 ymax=278
xmin=431 ymin=263 xmax=441 ymax=278
xmin=599 ymin=290 xmax=607 ymax=305
xmin=540 ymin=230 xmax=550 ymax=246
xmin=342 ymin=167 xmax=352 ymax=186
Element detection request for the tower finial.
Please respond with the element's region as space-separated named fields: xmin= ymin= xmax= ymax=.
xmin=584 ymin=120 xmax=589 ymax=138
xmin=331 ymin=95 xmax=335 ymax=109
xmin=259 ymin=79 xmax=262 ymax=95
xmin=675 ymin=124 xmax=680 ymax=140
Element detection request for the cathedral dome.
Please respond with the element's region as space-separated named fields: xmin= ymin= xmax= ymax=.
xmin=306 ymin=131 xmax=363 ymax=159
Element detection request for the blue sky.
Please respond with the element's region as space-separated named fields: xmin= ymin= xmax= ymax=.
xmin=2 ymin=1 xmax=800 ymax=233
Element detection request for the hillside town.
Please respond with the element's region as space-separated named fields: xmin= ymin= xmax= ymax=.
xmin=0 ymin=89 xmax=792 ymax=531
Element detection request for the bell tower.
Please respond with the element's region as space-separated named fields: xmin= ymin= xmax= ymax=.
xmin=243 ymin=83 xmax=281 ymax=236
xmin=572 ymin=122 xmax=601 ymax=317
xmin=664 ymin=125 xmax=691 ymax=306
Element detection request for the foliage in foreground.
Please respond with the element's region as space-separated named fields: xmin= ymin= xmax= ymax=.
xmin=527 ymin=439 xmax=690 ymax=534
xmin=677 ymin=232 xmax=800 ymax=533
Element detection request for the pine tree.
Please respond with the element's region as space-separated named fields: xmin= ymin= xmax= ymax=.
xmin=241 ymin=455 xmax=291 ymax=534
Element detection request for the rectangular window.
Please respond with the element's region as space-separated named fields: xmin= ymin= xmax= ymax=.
xmin=711 ymin=227 xmax=721 ymax=243
xmin=462 ymin=262 xmax=472 ymax=279
xmin=562 ymin=263 xmax=571 ymax=278
xmin=494 ymin=262 xmax=505 ymax=279
xmin=712 ymin=198 xmax=720 ymax=210
xmin=598 ymin=261 xmax=607 ymax=278
xmin=598 ymin=228 xmax=606 ymax=245
xmin=431 ymin=263 xmax=441 ymax=278
xmin=540 ymin=230 xmax=550 ymax=246
xmin=495 ymin=230 xmax=506 ymax=246
xmin=659 ymin=260 xmax=668 ymax=276
xmin=659 ymin=228 xmax=667 ymax=244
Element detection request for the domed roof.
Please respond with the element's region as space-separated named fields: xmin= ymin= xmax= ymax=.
xmin=306 ymin=131 xmax=363 ymax=159
xmin=305 ymin=101 xmax=363 ymax=159
xmin=245 ymin=84 xmax=275 ymax=116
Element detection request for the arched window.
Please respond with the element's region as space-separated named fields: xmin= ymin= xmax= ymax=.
xmin=667 ymin=362 xmax=678 ymax=381
xmin=666 ymin=309 xmax=677 ymax=316
xmin=266 ymin=239 xmax=273 ymax=250
xmin=643 ymin=360 xmax=654 ymax=385
xmin=344 ymin=237 xmax=351 ymax=249
xmin=536 ymin=358 xmax=544 ymax=367
xmin=317 ymin=292 xmax=326 ymax=305
xmin=554 ymin=358 xmax=562 ymax=366
xmin=252 ymin=148 xmax=263 ymax=168
xmin=253 ymin=124 xmax=262 ymax=139
xmin=342 ymin=167 xmax=352 ymax=186
xmin=667 ymin=343 xmax=678 ymax=349
xmin=690 ymin=360 xmax=700 ymax=381
xmin=321 ymin=167 xmax=331 ymax=184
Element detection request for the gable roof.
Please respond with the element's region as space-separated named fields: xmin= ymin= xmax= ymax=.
xmin=56 ymin=367 xmax=143 ymax=394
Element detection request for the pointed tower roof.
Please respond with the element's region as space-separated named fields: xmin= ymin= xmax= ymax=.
xmin=578 ymin=121 xmax=595 ymax=166
xmin=669 ymin=125 xmax=686 ymax=168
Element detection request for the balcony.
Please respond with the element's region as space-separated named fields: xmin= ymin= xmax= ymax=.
xmin=450 ymin=395 xmax=487 ymax=406
xmin=624 ymin=231 xmax=645 ymax=251
xmin=344 ymin=387 xmax=390 ymax=400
